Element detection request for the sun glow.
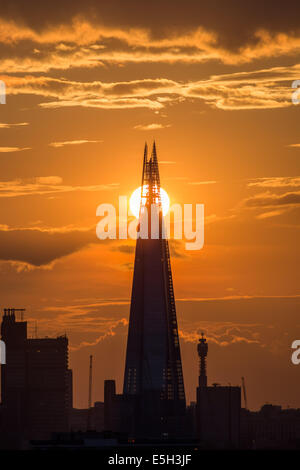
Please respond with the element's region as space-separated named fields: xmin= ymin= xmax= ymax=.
xmin=130 ymin=185 xmax=170 ymax=218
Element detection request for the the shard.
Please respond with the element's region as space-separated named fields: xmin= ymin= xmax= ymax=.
xmin=123 ymin=142 xmax=186 ymax=438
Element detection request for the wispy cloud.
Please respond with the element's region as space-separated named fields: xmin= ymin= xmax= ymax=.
xmin=248 ymin=177 xmax=300 ymax=188
xmin=0 ymin=122 xmax=29 ymax=129
xmin=3 ymin=64 xmax=297 ymax=111
xmin=49 ymin=139 xmax=103 ymax=148
xmin=111 ymin=244 xmax=135 ymax=254
xmin=256 ymin=209 xmax=286 ymax=219
xmin=0 ymin=177 xmax=119 ymax=198
xmin=287 ymin=144 xmax=300 ymax=148
xmin=0 ymin=147 xmax=31 ymax=153
xmin=188 ymin=180 xmax=217 ymax=185
xmin=35 ymin=176 xmax=63 ymax=185
xmin=134 ymin=123 xmax=171 ymax=131
xmin=243 ymin=190 xmax=300 ymax=208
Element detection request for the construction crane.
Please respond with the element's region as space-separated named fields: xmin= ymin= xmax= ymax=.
xmin=4 ymin=308 xmax=26 ymax=321
xmin=87 ymin=355 xmax=93 ymax=430
xmin=241 ymin=376 xmax=248 ymax=410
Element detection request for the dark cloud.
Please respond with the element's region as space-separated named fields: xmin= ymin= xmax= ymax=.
xmin=112 ymin=244 xmax=135 ymax=254
xmin=0 ymin=227 xmax=95 ymax=266
xmin=169 ymin=239 xmax=186 ymax=258
xmin=121 ymin=262 xmax=134 ymax=271
xmin=1 ymin=1 xmax=300 ymax=53
xmin=245 ymin=191 xmax=300 ymax=208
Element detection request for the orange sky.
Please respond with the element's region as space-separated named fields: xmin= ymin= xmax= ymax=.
xmin=0 ymin=1 xmax=299 ymax=410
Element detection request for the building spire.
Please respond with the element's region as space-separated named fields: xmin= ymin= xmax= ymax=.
xmin=140 ymin=141 xmax=161 ymax=211
xmin=197 ymin=332 xmax=208 ymax=388
xmin=141 ymin=142 xmax=148 ymax=188
xmin=151 ymin=140 xmax=160 ymax=186
xmin=123 ymin=142 xmax=186 ymax=438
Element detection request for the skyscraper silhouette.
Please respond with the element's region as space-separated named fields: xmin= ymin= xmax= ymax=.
xmin=123 ymin=142 xmax=186 ymax=438
xmin=197 ymin=332 xmax=208 ymax=388
xmin=1 ymin=309 xmax=71 ymax=445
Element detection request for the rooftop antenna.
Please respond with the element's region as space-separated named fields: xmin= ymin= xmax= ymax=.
xmin=242 ymin=376 xmax=248 ymax=410
xmin=197 ymin=332 xmax=208 ymax=388
xmin=87 ymin=355 xmax=93 ymax=430
xmin=5 ymin=308 xmax=26 ymax=321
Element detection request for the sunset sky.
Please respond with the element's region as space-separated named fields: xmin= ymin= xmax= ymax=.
xmin=0 ymin=1 xmax=299 ymax=410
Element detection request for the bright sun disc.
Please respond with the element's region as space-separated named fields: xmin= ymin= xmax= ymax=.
xmin=130 ymin=186 xmax=170 ymax=218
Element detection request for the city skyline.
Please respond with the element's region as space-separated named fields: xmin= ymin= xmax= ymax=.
xmin=0 ymin=0 xmax=299 ymax=412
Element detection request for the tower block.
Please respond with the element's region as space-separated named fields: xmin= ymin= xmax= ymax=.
xmin=123 ymin=142 xmax=186 ymax=438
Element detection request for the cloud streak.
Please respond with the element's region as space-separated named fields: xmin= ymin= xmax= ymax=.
xmin=134 ymin=123 xmax=171 ymax=131
xmin=2 ymin=64 xmax=296 ymax=111
xmin=0 ymin=122 xmax=29 ymax=128
xmin=49 ymin=139 xmax=103 ymax=148
xmin=0 ymin=146 xmax=31 ymax=152
xmin=244 ymin=191 xmax=300 ymax=208
xmin=0 ymin=177 xmax=119 ymax=198
xmin=188 ymin=180 xmax=217 ymax=185
xmin=248 ymin=177 xmax=300 ymax=188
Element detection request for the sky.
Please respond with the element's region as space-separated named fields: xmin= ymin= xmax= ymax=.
xmin=0 ymin=0 xmax=299 ymax=410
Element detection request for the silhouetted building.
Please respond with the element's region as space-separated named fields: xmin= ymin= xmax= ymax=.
xmin=71 ymin=402 xmax=104 ymax=432
xmin=94 ymin=401 xmax=105 ymax=431
xmin=241 ymin=405 xmax=300 ymax=449
xmin=71 ymin=408 xmax=90 ymax=432
xmin=197 ymin=332 xmax=208 ymax=388
xmin=104 ymin=379 xmax=132 ymax=435
xmin=123 ymin=142 xmax=186 ymax=439
xmin=0 ymin=309 xmax=71 ymax=444
xmin=196 ymin=335 xmax=241 ymax=448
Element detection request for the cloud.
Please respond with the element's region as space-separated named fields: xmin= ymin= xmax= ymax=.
xmin=248 ymin=177 xmax=300 ymax=188
xmin=288 ymin=144 xmax=300 ymax=148
xmin=0 ymin=122 xmax=29 ymax=128
xmin=35 ymin=176 xmax=63 ymax=185
xmin=70 ymin=318 xmax=128 ymax=351
xmin=0 ymin=177 xmax=119 ymax=198
xmin=121 ymin=262 xmax=134 ymax=271
xmin=179 ymin=322 xmax=261 ymax=347
xmin=111 ymin=244 xmax=135 ymax=254
xmin=0 ymin=226 xmax=95 ymax=267
xmin=3 ymin=63 xmax=297 ymax=111
xmin=188 ymin=180 xmax=217 ymax=185
xmin=134 ymin=123 xmax=171 ymax=131
xmin=0 ymin=147 xmax=31 ymax=152
xmin=169 ymin=239 xmax=187 ymax=259
xmin=243 ymin=191 xmax=300 ymax=208
xmin=49 ymin=139 xmax=103 ymax=148
xmin=1 ymin=3 xmax=300 ymax=73
xmin=256 ymin=209 xmax=286 ymax=219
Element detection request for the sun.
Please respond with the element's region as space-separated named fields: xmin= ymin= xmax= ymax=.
xmin=130 ymin=186 xmax=170 ymax=218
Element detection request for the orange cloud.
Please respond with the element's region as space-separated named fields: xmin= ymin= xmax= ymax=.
xmin=134 ymin=123 xmax=171 ymax=131
xmin=49 ymin=139 xmax=103 ymax=148
xmin=0 ymin=122 xmax=29 ymax=128
xmin=0 ymin=177 xmax=119 ymax=198
xmin=1 ymin=16 xmax=300 ymax=71
xmin=2 ymin=64 xmax=296 ymax=111
xmin=0 ymin=146 xmax=31 ymax=152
